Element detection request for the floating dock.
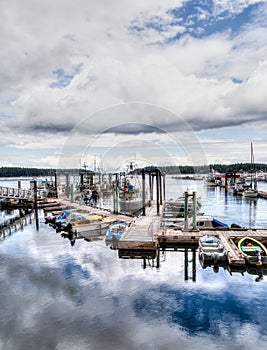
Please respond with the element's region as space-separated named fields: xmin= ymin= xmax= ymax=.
xmin=156 ymin=228 xmax=267 ymax=266
xmin=117 ymin=200 xmax=267 ymax=267
xmin=46 ymin=197 xmax=267 ymax=268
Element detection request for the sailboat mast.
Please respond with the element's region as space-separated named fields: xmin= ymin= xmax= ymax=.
xmin=250 ymin=142 xmax=257 ymax=190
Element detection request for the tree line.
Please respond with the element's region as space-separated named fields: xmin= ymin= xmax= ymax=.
xmin=0 ymin=167 xmax=56 ymax=178
xmin=1 ymin=163 xmax=267 ymax=178
xmin=139 ymin=163 xmax=267 ymax=174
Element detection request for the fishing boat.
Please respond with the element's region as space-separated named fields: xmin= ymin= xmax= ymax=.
xmin=45 ymin=209 xmax=75 ymax=226
xmin=71 ymin=215 xmax=116 ymax=236
xmin=118 ymin=162 xmax=143 ymax=214
xmin=238 ymin=236 xmax=267 ymax=265
xmin=198 ymin=235 xmax=227 ymax=262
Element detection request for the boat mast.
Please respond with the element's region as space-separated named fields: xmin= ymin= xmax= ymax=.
xmin=250 ymin=142 xmax=257 ymax=190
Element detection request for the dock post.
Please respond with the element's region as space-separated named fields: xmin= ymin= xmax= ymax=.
xmin=192 ymin=248 xmax=196 ymax=282
xmin=184 ymin=248 xmax=188 ymax=281
xmin=142 ymin=169 xmax=146 ymax=216
xmin=66 ymin=174 xmax=70 ymax=196
xmin=159 ymin=170 xmax=162 ymax=205
xmin=184 ymin=191 xmax=189 ymax=230
xmin=70 ymin=184 xmax=74 ymax=203
xmin=80 ymin=173 xmax=84 ymax=187
xmin=90 ymin=174 xmax=94 ymax=188
xmin=156 ymin=249 xmax=160 ymax=269
xmin=33 ymin=180 xmax=39 ymax=231
xmin=225 ymin=173 xmax=228 ymax=194
xmin=162 ymin=174 xmax=166 ymax=201
xmin=192 ymin=191 xmax=197 ymax=230
xmin=142 ymin=259 xmax=147 ymax=269
xmin=55 ymin=172 xmax=58 ymax=198
xmin=156 ymin=169 xmax=160 ymax=215
xmin=149 ymin=172 xmax=153 ymax=200
xmin=113 ymin=184 xmax=119 ymax=214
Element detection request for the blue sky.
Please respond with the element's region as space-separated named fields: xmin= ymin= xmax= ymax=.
xmin=1 ymin=0 xmax=267 ymax=171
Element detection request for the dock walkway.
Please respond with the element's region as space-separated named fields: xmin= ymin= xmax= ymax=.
xmin=43 ymin=197 xmax=267 ymax=267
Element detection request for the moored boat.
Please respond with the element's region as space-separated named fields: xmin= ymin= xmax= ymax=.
xmin=194 ymin=216 xmax=228 ymax=229
xmin=242 ymin=188 xmax=258 ymax=198
xmin=71 ymin=215 xmax=116 ymax=236
xmin=118 ymin=162 xmax=144 ymax=214
xmin=243 ymin=143 xmax=258 ymax=198
xmin=199 ymin=235 xmax=227 ymax=262
xmin=238 ymin=236 xmax=267 ymax=266
xmin=105 ymin=221 xmax=128 ymax=249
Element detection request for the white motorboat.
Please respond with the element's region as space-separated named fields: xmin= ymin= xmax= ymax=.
xmin=243 ymin=188 xmax=258 ymax=198
xmin=199 ymin=235 xmax=227 ymax=262
xmin=118 ymin=162 xmax=144 ymax=214
xmin=71 ymin=215 xmax=116 ymax=236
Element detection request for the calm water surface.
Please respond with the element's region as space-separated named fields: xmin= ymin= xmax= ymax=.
xmin=1 ymin=177 xmax=267 ymax=350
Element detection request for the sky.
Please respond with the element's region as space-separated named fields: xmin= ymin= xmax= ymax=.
xmin=1 ymin=0 xmax=267 ymax=172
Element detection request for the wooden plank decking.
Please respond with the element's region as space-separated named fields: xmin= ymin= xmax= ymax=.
xmin=118 ymin=201 xmax=267 ymax=266
xmin=118 ymin=205 xmax=159 ymax=252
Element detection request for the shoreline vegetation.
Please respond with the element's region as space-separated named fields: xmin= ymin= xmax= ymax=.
xmin=0 ymin=163 xmax=267 ymax=178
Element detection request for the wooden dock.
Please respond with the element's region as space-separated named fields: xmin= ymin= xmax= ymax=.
xmin=117 ymin=202 xmax=267 ymax=266
xmin=258 ymin=191 xmax=267 ymax=199
xmin=118 ymin=205 xmax=159 ymax=258
xmin=40 ymin=197 xmax=267 ymax=267
xmin=156 ymin=228 xmax=267 ymax=266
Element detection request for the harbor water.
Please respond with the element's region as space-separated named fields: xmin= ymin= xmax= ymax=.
xmin=1 ymin=176 xmax=267 ymax=350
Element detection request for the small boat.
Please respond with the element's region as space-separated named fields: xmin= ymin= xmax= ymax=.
xmin=161 ymin=215 xmax=228 ymax=230
xmin=242 ymin=188 xmax=258 ymax=198
xmin=71 ymin=215 xmax=116 ymax=236
xmin=46 ymin=209 xmax=75 ymax=226
xmin=105 ymin=222 xmax=127 ymax=249
xmin=238 ymin=236 xmax=267 ymax=266
xmin=194 ymin=216 xmax=228 ymax=229
xmin=106 ymin=222 xmax=127 ymax=240
xmin=205 ymin=173 xmax=220 ymax=187
xmin=199 ymin=235 xmax=227 ymax=262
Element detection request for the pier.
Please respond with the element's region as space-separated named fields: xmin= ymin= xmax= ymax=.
xmin=156 ymin=227 xmax=267 ymax=266
xmin=118 ymin=205 xmax=159 ymax=258
xmin=2 ymin=173 xmax=267 ymax=269
xmin=40 ymin=194 xmax=267 ymax=268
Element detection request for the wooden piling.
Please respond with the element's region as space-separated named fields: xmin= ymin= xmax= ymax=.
xmin=33 ymin=180 xmax=39 ymax=231
xmin=142 ymin=169 xmax=146 ymax=216
xmin=156 ymin=169 xmax=160 ymax=215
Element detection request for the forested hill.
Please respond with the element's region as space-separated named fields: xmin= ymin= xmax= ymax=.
xmin=1 ymin=163 xmax=267 ymax=177
xmin=0 ymin=167 xmax=56 ymax=178
xmin=138 ymin=163 xmax=267 ymax=174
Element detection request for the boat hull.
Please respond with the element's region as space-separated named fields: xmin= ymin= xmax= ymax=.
xmin=243 ymin=189 xmax=258 ymax=198
xmin=199 ymin=235 xmax=227 ymax=262
xmin=119 ymin=199 xmax=143 ymax=213
xmin=238 ymin=236 xmax=267 ymax=265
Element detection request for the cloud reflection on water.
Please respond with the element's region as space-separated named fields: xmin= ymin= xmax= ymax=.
xmin=1 ymin=220 xmax=267 ymax=349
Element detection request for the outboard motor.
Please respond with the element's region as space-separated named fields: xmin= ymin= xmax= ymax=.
xmin=256 ymin=249 xmax=263 ymax=266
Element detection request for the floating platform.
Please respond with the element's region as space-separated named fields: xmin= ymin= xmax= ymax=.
xmin=119 ymin=212 xmax=267 ymax=267
xmin=42 ymin=197 xmax=267 ymax=267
